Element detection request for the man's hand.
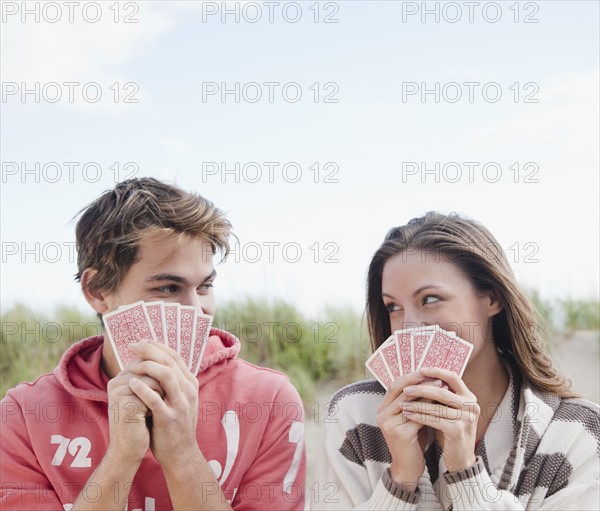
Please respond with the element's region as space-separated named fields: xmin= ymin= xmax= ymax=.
xmin=125 ymin=341 xmax=232 ymax=510
xmin=105 ymin=367 xmax=161 ymax=465
xmin=126 ymin=341 xmax=200 ymax=467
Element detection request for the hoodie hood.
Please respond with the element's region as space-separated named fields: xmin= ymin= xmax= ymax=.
xmin=54 ymin=328 xmax=241 ymax=403
xmin=197 ymin=327 xmax=241 ymax=381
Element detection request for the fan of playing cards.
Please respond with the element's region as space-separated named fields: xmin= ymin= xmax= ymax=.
xmin=102 ymin=301 xmax=213 ymax=376
xmin=366 ymin=325 xmax=473 ymax=389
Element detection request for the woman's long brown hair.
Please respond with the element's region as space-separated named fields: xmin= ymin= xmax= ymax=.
xmin=366 ymin=212 xmax=577 ymax=398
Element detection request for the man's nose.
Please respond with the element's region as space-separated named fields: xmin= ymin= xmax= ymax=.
xmin=180 ymin=292 xmax=204 ymax=312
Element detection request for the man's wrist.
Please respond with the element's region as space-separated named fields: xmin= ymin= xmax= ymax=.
xmin=160 ymin=446 xmax=232 ymax=510
xmin=104 ymin=445 xmax=146 ymax=471
xmin=159 ymin=444 xmax=204 ymax=478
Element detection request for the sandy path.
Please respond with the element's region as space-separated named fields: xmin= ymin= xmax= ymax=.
xmin=550 ymin=330 xmax=599 ymax=403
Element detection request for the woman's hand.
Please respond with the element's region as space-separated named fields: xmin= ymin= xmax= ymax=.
xmin=376 ymin=372 xmax=444 ymax=490
xmin=400 ymin=367 xmax=479 ymax=472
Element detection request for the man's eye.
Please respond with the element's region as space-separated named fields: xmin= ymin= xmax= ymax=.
xmin=156 ymin=285 xmax=178 ymax=293
xmin=199 ymin=282 xmax=214 ymax=291
xmin=423 ymin=295 xmax=440 ymax=305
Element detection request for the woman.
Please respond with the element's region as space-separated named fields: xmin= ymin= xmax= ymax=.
xmin=312 ymin=212 xmax=599 ymax=510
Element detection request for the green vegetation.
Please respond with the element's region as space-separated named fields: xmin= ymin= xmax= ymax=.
xmin=1 ymin=294 xmax=598 ymax=401
xmin=1 ymin=304 xmax=100 ymax=398
xmin=560 ymin=298 xmax=600 ymax=332
xmin=526 ymin=290 xmax=599 ymax=341
xmin=213 ymin=299 xmax=369 ymax=401
xmin=0 ymin=299 xmax=370 ymax=401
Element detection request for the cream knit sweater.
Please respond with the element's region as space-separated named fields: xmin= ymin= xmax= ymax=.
xmin=312 ymin=367 xmax=599 ymax=510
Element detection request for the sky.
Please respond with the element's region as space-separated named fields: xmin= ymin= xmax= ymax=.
xmin=1 ymin=0 xmax=599 ymax=318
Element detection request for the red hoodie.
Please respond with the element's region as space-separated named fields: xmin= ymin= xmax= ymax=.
xmin=0 ymin=329 xmax=306 ymax=510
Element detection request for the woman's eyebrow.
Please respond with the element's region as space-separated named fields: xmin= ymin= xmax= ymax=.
xmin=412 ymin=285 xmax=442 ymax=297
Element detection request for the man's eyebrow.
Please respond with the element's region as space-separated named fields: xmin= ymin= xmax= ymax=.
xmin=146 ymin=270 xmax=217 ymax=285
xmin=204 ymin=269 xmax=217 ymax=282
xmin=146 ymin=274 xmax=189 ymax=285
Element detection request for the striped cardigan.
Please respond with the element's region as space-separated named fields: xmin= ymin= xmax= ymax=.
xmin=312 ymin=368 xmax=599 ymax=510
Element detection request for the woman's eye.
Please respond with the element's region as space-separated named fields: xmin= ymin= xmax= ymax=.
xmin=199 ymin=282 xmax=214 ymax=292
xmin=385 ymin=303 xmax=401 ymax=313
xmin=423 ymin=295 xmax=440 ymax=305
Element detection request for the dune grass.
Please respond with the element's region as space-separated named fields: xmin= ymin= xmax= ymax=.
xmin=1 ymin=293 xmax=598 ymax=400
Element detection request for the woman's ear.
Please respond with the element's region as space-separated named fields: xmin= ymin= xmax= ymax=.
xmin=81 ymin=268 xmax=112 ymax=314
xmin=486 ymin=289 xmax=503 ymax=318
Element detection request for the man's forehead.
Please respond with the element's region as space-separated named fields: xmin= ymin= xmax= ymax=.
xmin=138 ymin=230 xmax=213 ymax=248
xmin=134 ymin=232 xmax=215 ymax=268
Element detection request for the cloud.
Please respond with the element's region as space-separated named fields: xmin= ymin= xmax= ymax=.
xmin=1 ymin=2 xmax=175 ymax=113
xmin=471 ymin=69 xmax=600 ymax=153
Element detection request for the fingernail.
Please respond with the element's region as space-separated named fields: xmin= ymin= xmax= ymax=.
xmin=404 ymin=386 xmax=415 ymax=394
xmin=431 ymin=379 xmax=443 ymax=387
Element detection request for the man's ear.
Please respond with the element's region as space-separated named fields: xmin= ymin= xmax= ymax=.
xmin=81 ymin=268 xmax=112 ymax=314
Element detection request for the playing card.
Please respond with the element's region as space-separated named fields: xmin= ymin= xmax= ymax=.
xmin=440 ymin=336 xmax=473 ymax=377
xmin=417 ymin=328 xmax=473 ymax=377
xmin=103 ymin=301 xmax=157 ymax=370
xmin=163 ymin=303 xmax=180 ymax=352
xmin=380 ymin=335 xmax=402 ymax=380
xmin=145 ymin=301 xmax=167 ymax=344
xmin=179 ymin=305 xmax=197 ymax=365
xmin=411 ymin=330 xmax=435 ymax=370
xmin=365 ymin=350 xmax=393 ymax=390
xmin=422 ymin=325 xmax=457 ymax=337
xmin=417 ymin=329 xmax=449 ymax=370
xmin=417 ymin=325 xmax=458 ymax=372
xmin=394 ymin=330 xmax=414 ymax=375
xmin=190 ymin=312 xmax=213 ymax=375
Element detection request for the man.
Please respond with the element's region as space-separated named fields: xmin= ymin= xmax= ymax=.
xmin=1 ymin=178 xmax=306 ymax=510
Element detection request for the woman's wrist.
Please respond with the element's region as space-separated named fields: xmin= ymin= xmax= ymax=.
xmin=389 ymin=462 xmax=422 ymax=491
xmin=383 ymin=467 xmax=421 ymax=503
xmin=444 ymin=453 xmax=477 ymax=473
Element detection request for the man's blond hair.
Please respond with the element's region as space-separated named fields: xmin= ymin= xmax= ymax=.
xmin=74 ymin=177 xmax=231 ymax=294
